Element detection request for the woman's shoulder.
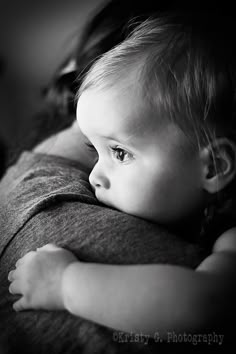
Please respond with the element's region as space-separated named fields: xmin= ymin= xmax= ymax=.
xmin=1 ymin=150 xmax=90 ymax=189
xmin=0 ymin=150 xmax=97 ymax=257
xmin=34 ymin=121 xmax=95 ymax=172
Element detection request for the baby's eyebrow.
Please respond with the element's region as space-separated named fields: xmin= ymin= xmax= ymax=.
xmin=101 ymin=134 xmax=144 ymax=152
xmin=101 ymin=133 xmax=136 ymax=144
xmin=100 ymin=123 xmax=143 ymax=143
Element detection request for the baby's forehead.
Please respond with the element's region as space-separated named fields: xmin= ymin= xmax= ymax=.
xmin=77 ymin=84 xmax=168 ymax=143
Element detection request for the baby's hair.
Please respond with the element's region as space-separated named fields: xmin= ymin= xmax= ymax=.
xmin=78 ymin=12 xmax=236 ymax=243
xmin=78 ymin=12 xmax=236 ymax=151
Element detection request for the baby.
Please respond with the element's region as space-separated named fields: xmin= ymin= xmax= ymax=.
xmin=8 ymin=14 xmax=236 ymax=338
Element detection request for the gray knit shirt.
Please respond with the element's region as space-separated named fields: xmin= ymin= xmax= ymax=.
xmin=0 ymin=152 xmax=207 ymax=354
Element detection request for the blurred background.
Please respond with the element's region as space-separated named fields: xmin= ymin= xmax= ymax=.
xmin=0 ymin=0 xmax=104 ymax=146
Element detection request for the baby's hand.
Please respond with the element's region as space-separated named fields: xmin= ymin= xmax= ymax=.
xmin=8 ymin=244 xmax=77 ymax=311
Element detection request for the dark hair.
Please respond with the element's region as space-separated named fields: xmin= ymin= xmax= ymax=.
xmin=8 ymin=0 xmax=179 ymax=165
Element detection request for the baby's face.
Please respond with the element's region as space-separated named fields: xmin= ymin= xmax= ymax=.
xmin=77 ymin=86 xmax=204 ymax=224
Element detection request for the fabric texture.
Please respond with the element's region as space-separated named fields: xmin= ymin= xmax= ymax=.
xmin=0 ymin=151 xmax=208 ymax=354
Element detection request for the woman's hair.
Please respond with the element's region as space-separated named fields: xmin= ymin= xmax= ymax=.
xmin=79 ymin=13 xmax=236 ymax=150
xmin=45 ymin=0 xmax=182 ymax=116
xmin=8 ymin=0 xmax=178 ymax=165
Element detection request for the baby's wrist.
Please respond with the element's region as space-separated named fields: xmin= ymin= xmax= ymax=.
xmin=61 ymin=262 xmax=98 ymax=319
xmin=61 ymin=262 xmax=82 ymax=313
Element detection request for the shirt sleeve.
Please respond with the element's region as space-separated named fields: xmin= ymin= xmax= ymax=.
xmin=0 ymin=151 xmax=209 ymax=354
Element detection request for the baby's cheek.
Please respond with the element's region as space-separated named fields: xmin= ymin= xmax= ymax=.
xmin=118 ymin=184 xmax=150 ymax=215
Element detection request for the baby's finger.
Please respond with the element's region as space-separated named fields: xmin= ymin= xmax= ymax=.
xmin=15 ymin=258 xmax=23 ymax=267
xmin=9 ymin=280 xmax=22 ymax=295
xmin=17 ymin=251 xmax=36 ymax=264
xmin=8 ymin=266 xmax=24 ymax=281
xmin=13 ymin=297 xmax=29 ymax=312
xmin=8 ymin=270 xmax=16 ymax=282
xmin=37 ymin=244 xmax=61 ymax=252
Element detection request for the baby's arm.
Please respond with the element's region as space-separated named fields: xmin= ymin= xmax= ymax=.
xmin=8 ymin=228 xmax=236 ymax=337
xmin=61 ymin=229 xmax=236 ymax=335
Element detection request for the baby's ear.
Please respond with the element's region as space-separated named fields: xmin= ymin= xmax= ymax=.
xmin=200 ymin=138 xmax=236 ymax=193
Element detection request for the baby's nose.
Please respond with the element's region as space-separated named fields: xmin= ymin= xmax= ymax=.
xmin=89 ymin=164 xmax=110 ymax=190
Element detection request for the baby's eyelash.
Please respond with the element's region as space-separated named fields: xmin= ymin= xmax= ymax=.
xmin=85 ymin=142 xmax=96 ymax=151
xmin=110 ymin=146 xmax=134 ymax=162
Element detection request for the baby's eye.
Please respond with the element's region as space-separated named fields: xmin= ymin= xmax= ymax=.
xmin=111 ymin=147 xmax=133 ymax=163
